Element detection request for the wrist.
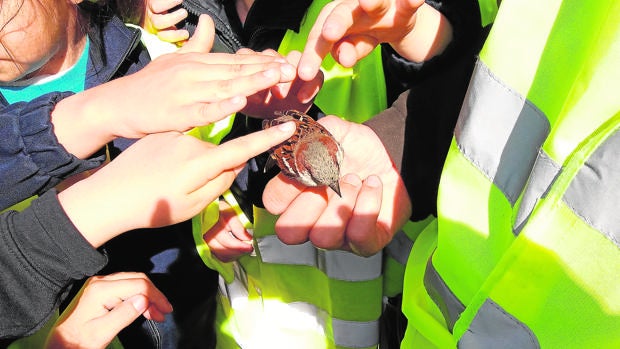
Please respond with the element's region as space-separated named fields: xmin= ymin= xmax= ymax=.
xmin=52 ymin=90 xmax=117 ymax=158
xmin=391 ymin=4 xmax=453 ymax=62
xmin=57 ymin=174 xmax=127 ymax=248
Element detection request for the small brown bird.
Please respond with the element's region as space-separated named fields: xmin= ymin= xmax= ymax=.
xmin=262 ymin=110 xmax=343 ymax=196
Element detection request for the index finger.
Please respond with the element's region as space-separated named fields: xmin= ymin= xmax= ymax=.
xmin=298 ymin=1 xmax=342 ymax=81
xmin=202 ymin=121 xmax=296 ymax=176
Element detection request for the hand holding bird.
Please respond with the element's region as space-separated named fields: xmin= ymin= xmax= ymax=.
xmin=262 ymin=115 xmax=411 ymax=256
xmin=262 ymin=110 xmax=343 ymax=196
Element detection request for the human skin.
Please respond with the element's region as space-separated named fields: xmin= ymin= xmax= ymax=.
xmin=297 ymin=0 xmax=454 ymax=81
xmin=263 ymin=116 xmax=411 ymax=257
xmin=58 ymin=122 xmax=295 ymax=249
xmin=0 ymin=0 xmax=86 ymax=82
xmin=45 ymin=273 xmax=172 ymax=349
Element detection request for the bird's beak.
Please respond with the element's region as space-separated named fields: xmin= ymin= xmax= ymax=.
xmin=330 ymin=182 xmax=342 ymax=197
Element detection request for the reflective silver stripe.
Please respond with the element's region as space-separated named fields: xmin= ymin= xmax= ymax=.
xmin=385 ymin=230 xmax=413 ymax=266
xmin=564 ymin=128 xmax=620 ymax=247
xmin=455 ymin=60 xmax=550 ymax=205
xmin=333 ymin=318 xmax=380 ymax=348
xmin=256 ymin=235 xmax=382 ymax=281
xmin=424 ymin=256 xmax=464 ymax=330
xmin=257 ymin=238 xmax=316 ymax=265
xmin=513 ymin=151 xmax=561 ymax=235
xmin=459 ymin=299 xmax=540 ymax=349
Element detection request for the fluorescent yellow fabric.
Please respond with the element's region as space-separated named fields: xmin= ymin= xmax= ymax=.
xmin=402 ymin=0 xmax=620 ymax=347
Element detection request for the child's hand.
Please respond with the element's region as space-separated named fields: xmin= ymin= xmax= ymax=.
xmin=298 ymin=0 xmax=449 ymax=81
xmin=203 ymin=200 xmax=254 ymax=263
xmin=237 ymin=49 xmax=324 ymax=118
xmin=52 ymin=15 xmax=297 ymax=159
xmin=142 ymin=0 xmax=190 ymax=45
xmin=57 ymin=121 xmax=295 ymax=248
xmin=45 ymin=273 xmax=172 ymax=349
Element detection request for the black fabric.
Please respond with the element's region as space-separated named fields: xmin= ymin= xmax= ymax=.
xmin=0 ymin=190 xmax=107 ymax=339
xmin=402 ymin=26 xmax=490 ymax=220
xmin=380 ymin=295 xmax=408 ymax=349
xmin=177 ymin=0 xmax=244 ymax=53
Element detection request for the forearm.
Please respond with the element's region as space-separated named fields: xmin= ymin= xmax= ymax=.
xmin=51 ymin=86 xmax=120 ymax=160
xmin=56 ymin=171 xmax=135 ymax=249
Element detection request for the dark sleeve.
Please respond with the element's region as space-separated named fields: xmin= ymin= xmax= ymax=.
xmin=0 ymin=93 xmax=107 ymax=210
xmin=363 ymin=90 xmax=409 ymax=173
xmin=0 ymin=189 xmax=107 ymax=339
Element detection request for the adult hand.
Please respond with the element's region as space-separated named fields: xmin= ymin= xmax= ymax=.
xmin=58 ymin=121 xmax=295 ymax=248
xmin=262 ymin=116 xmax=411 ymax=256
xmin=298 ymin=0 xmax=452 ymax=81
xmin=45 ymin=273 xmax=172 ymax=349
xmin=52 ymin=15 xmax=297 ymax=158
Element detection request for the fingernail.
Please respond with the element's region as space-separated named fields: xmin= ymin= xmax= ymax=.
xmin=280 ymin=64 xmax=295 ymax=79
xmin=365 ymin=175 xmax=381 ymax=188
xmin=229 ymin=95 xmax=243 ymax=105
xmin=129 ymin=295 xmax=148 ymax=313
xmin=323 ymin=24 xmax=337 ymax=36
xmin=276 ymin=121 xmax=295 ymax=133
xmin=348 ymin=241 xmax=364 ymax=257
xmin=263 ymin=69 xmax=276 ymax=78
xmin=342 ymin=173 xmax=362 ymax=187
xmin=299 ymin=66 xmax=313 ymax=81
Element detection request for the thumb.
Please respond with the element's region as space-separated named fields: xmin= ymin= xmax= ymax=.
xmin=92 ymin=295 xmax=148 ymax=341
xmin=179 ymin=14 xmax=215 ymax=53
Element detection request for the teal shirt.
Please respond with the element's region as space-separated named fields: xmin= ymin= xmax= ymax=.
xmin=0 ymin=38 xmax=89 ymax=103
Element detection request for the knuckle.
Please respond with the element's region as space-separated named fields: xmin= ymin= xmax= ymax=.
xmin=216 ymin=79 xmax=235 ymax=94
xmin=229 ymin=63 xmax=244 ymax=73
